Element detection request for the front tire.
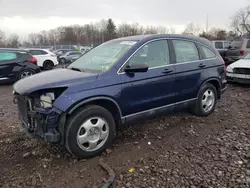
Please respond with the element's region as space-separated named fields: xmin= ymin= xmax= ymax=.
xmin=65 ymin=105 xmax=116 ymax=159
xmin=191 ymin=83 xmax=217 ymax=117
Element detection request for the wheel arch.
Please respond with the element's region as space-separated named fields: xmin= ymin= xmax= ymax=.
xmin=67 ymin=96 xmax=123 ymax=125
xmin=199 ymin=77 xmax=221 ymax=99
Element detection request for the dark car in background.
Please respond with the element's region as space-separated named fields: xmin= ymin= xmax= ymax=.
xmin=0 ymin=50 xmax=41 ymax=83
xmin=226 ymin=39 xmax=250 ymax=64
xmin=13 ymin=34 xmax=227 ymax=158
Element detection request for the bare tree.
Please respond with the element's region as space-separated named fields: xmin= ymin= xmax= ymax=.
xmin=28 ymin=33 xmax=39 ymax=45
xmin=183 ymin=22 xmax=202 ymax=36
xmin=0 ymin=30 xmax=6 ymax=47
xmin=7 ymin=34 xmax=20 ymax=48
xmin=144 ymin=26 xmax=158 ymax=34
xmin=231 ymin=5 xmax=250 ymax=37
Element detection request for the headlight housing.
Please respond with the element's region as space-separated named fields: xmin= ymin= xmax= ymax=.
xmin=226 ymin=66 xmax=233 ymax=73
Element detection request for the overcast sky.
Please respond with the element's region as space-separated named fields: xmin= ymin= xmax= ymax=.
xmin=0 ymin=0 xmax=249 ymax=39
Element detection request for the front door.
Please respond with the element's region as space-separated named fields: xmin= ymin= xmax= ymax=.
xmin=119 ymin=39 xmax=176 ymax=120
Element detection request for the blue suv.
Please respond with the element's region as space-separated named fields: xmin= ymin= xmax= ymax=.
xmin=13 ymin=34 xmax=227 ymax=158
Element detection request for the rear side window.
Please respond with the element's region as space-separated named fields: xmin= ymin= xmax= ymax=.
xmin=199 ymin=45 xmax=216 ymax=59
xmin=29 ymin=50 xmax=48 ymax=55
xmin=18 ymin=53 xmax=33 ymax=61
xmin=173 ymin=40 xmax=200 ymax=63
xmin=0 ymin=52 xmax=17 ymax=61
xmin=224 ymin=42 xmax=230 ymax=49
xmin=230 ymin=40 xmax=243 ymax=49
xmin=215 ymin=42 xmax=223 ymax=49
xmin=246 ymin=40 xmax=250 ymax=49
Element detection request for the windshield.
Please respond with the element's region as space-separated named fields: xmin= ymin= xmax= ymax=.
xmin=68 ymin=40 xmax=137 ymax=72
xmin=243 ymin=52 xmax=250 ymax=59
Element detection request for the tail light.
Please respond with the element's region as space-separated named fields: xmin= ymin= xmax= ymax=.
xmin=219 ymin=56 xmax=226 ymax=72
xmin=240 ymin=50 xmax=244 ymax=56
xmin=27 ymin=57 xmax=37 ymax=64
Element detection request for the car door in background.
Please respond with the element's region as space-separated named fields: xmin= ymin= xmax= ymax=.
xmin=0 ymin=51 xmax=18 ymax=80
xmin=120 ymin=39 xmax=176 ymax=121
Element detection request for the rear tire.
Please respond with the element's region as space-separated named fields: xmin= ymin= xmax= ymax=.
xmin=43 ymin=60 xmax=54 ymax=70
xmin=17 ymin=69 xmax=35 ymax=80
xmin=190 ymin=83 xmax=217 ymax=117
xmin=65 ymin=105 xmax=116 ymax=159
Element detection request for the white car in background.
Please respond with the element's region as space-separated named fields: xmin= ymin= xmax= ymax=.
xmin=226 ymin=52 xmax=250 ymax=84
xmin=25 ymin=49 xmax=59 ymax=70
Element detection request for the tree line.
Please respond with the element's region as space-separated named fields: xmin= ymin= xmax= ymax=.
xmin=0 ymin=5 xmax=249 ymax=48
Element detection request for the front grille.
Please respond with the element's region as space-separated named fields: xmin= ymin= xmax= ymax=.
xmin=16 ymin=95 xmax=30 ymax=125
xmin=233 ymin=68 xmax=250 ymax=75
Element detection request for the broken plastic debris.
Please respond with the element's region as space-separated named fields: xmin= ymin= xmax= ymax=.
xmin=129 ymin=168 xmax=135 ymax=173
xmin=238 ymin=161 xmax=243 ymax=164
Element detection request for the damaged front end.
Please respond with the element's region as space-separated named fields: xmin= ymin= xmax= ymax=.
xmin=13 ymin=88 xmax=67 ymax=143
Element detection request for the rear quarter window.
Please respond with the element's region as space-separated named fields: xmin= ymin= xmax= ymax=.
xmin=199 ymin=45 xmax=216 ymax=59
xmin=0 ymin=52 xmax=17 ymax=61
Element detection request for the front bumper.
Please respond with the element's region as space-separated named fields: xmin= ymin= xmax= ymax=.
xmin=14 ymin=94 xmax=63 ymax=143
xmin=226 ymin=72 xmax=250 ymax=84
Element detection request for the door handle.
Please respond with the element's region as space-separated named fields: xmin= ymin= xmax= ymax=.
xmin=198 ymin=63 xmax=206 ymax=68
xmin=162 ymin=69 xmax=173 ymax=74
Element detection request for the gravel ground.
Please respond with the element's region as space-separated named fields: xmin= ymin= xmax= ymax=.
xmin=0 ymin=83 xmax=249 ymax=188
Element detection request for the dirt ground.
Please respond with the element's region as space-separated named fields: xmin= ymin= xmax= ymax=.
xmin=0 ymin=83 xmax=250 ymax=188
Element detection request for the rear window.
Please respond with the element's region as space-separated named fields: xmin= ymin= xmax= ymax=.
xmin=0 ymin=52 xmax=17 ymax=61
xmin=230 ymin=40 xmax=243 ymax=49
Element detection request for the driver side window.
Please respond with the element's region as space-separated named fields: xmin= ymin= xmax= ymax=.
xmin=127 ymin=40 xmax=170 ymax=69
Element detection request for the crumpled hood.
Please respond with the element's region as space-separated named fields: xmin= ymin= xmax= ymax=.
xmin=13 ymin=68 xmax=98 ymax=95
xmin=229 ymin=59 xmax=250 ymax=69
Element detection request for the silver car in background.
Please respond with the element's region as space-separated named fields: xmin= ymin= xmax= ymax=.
xmin=58 ymin=51 xmax=83 ymax=64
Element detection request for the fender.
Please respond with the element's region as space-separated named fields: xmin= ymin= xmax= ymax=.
xmin=67 ymin=96 xmax=123 ymax=118
xmin=197 ymin=77 xmax=221 ymax=98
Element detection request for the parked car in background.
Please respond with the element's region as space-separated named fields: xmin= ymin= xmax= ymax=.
xmin=59 ymin=51 xmax=83 ymax=64
xmin=54 ymin=49 xmax=73 ymax=56
xmin=13 ymin=34 xmax=227 ymax=158
xmin=0 ymin=50 xmax=41 ymax=83
xmin=25 ymin=49 xmax=59 ymax=70
xmin=226 ymin=39 xmax=250 ymax=64
xmin=211 ymin=40 xmax=230 ymax=62
xmin=226 ymin=52 xmax=250 ymax=83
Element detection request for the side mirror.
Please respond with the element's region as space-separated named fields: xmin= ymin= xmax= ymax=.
xmin=124 ymin=64 xmax=148 ymax=73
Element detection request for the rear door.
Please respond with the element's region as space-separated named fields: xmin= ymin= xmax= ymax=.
xmin=0 ymin=51 xmax=18 ymax=80
xmin=172 ymin=39 xmax=207 ymax=103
